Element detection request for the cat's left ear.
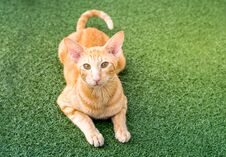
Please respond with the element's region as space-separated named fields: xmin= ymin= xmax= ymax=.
xmin=104 ymin=31 xmax=124 ymax=57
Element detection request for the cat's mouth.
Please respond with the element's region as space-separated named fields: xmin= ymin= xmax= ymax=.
xmin=94 ymin=81 xmax=103 ymax=86
xmin=89 ymin=81 xmax=105 ymax=87
xmin=85 ymin=81 xmax=101 ymax=87
xmin=95 ymin=82 xmax=99 ymax=86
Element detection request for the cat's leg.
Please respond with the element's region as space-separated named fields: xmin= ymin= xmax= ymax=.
xmin=61 ymin=106 xmax=104 ymax=147
xmin=57 ymin=90 xmax=104 ymax=147
xmin=111 ymin=107 xmax=131 ymax=143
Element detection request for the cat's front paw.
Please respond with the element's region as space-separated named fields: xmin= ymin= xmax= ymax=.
xmin=85 ymin=131 xmax=104 ymax=147
xmin=115 ymin=129 xmax=131 ymax=143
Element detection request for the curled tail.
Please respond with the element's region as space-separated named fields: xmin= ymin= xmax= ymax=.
xmin=76 ymin=9 xmax=113 ymax=31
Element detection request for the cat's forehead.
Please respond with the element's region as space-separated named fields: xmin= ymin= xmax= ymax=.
xmin=77 ymin=47 xmax=107 ymax=64
xmin=82 ymin=47 xmax=108 ymax=62
xmin=86 ymin=47 xmax=104 ymax=55
xmin=84 ymin=55 xmax=103 ymax=64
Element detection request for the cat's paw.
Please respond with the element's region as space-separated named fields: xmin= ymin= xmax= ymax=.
xmin=115 ymin=129 xmax=131 ymax=143
xmin=85 ymin=131 xmax=104 ymax=147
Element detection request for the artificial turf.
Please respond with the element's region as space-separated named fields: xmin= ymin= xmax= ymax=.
xmin=1 ymin=0 xmax=226 ymax=156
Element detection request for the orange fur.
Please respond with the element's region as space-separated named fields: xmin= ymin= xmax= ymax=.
xmin=57 ymin=10 xmax=130 ymax=147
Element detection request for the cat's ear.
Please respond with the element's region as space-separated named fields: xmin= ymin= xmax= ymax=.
xmin=104 ymin=31 xmax=124 ymax=57
xmin=64 ymin=38 xmax=84 ymax=63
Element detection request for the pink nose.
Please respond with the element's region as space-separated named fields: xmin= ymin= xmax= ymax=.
xmin=93 ymin=73 xmax=101 ymax=84
xmin=94 ymin=79 xmax=101 ymax=84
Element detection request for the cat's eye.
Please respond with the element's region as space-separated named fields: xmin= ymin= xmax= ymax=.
xmin=101 ymin=62 xmax=109 ymax=68
xmin=83 ymin=63 xmax=91 ymax=70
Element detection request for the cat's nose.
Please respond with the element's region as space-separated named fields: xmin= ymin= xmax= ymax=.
xmin=93 ymin=71 xmax=101 ymax=84
xmin=94 ymin=78 xmax=101 ymax=84
xmin=93 ymin=74 xmax=101 ymax=82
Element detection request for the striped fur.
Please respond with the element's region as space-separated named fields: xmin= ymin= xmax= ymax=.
xmin=76 ymin=9 xmax=113 ymax=31
xmin=57 ymin=10 xmax=130 ymax=147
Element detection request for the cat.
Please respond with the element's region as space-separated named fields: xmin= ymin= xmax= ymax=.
xmin=57 ymin=10 xmax=131 ymax=147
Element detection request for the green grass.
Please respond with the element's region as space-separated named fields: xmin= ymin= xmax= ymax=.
xmin=1 ymin=0 xmax=226 ymax=156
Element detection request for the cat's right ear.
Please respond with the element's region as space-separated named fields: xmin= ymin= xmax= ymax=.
xmin=64 ymin=38 xmax=84 ymax=63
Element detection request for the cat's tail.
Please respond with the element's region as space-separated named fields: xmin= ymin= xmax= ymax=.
xmin=76 ymin=10 xmax=113 ymax=31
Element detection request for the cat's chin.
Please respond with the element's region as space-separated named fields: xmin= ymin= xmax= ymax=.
xmin=89 ymin=84 xmax=104 ymax=88
xmin=86 ymin=82 xmax=106 ymax=88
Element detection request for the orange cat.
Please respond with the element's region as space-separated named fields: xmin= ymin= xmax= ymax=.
xmin=57 ymin=10 xmax=130 ymax=147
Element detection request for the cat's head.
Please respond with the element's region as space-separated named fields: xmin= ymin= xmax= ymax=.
xmin=64 ymin=31 xmax=124 ymax=87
